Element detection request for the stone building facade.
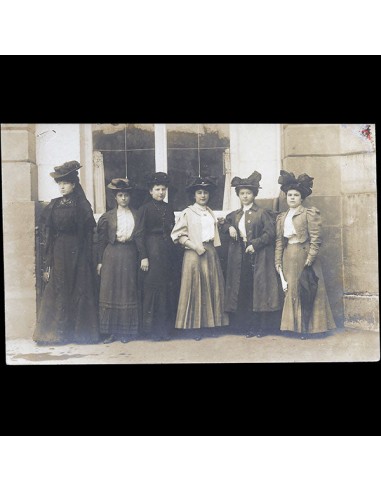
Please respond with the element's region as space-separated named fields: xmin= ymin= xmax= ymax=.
xmin=1 ymin=123 xmax=378 ymax=339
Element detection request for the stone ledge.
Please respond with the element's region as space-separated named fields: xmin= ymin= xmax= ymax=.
xmin=343 ymin=295 xmax=379 ymax=331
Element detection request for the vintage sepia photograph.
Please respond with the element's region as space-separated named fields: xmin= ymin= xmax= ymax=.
xmin=2 ymin=123 xmax=379 ymax=364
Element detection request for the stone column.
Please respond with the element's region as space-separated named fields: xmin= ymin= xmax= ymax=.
xmin=340 ymin=125 xmax=378 ymax=331
xmin=2 ymin=124 xmax=38 ymax=339
xmin=282 ymin=123 xmax=378 ymax=330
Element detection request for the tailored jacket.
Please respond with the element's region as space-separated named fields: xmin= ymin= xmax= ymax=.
xmin=97 ymin=207 xmax=139 ymax=263
xmin=221 ymin=202 xmax=282 ymax=312
xmin=275 ymin=206 xmax=322 ymax=267
xmin=171 ymin=205 xmax=221 ymax=249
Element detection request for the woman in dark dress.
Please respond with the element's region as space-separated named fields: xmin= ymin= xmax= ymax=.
xmin=97 ymin=178 xmax=139 ymax=344
xmin=134 ymin=172 xmax=179 ymax=341
xmin=33 ymin=161 xmax=99 ymax=344
xmin=221 ymin=171 xmax=282 ymax=338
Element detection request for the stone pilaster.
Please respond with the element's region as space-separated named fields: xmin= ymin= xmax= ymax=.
xmin=2 ymin=124 xmax=38 ymax=339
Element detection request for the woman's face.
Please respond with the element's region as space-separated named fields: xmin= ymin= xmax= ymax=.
xmin=150 ymin=185 xmax=167 ymax=201
xmin=115 ymin=192 xmax=131 ymax=207
xmin=58 ymin=181 xmax=75 ymax=196
xmin=238 ymin=188 xmax=255 ymax=206
xmin=194 ymin=189 xmax=210 ymax=206
xmin=287 ymin=189 xmax=302 ymax=208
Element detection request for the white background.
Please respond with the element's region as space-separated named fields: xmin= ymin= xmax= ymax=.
xmin=0 ymin=436 xmax=379 ymax=491
xmin=1 ymin=1 xmax=380 ymax=54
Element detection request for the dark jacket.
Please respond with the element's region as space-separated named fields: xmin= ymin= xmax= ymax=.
xmin=275 ymin=206 xmax=322 ymax=267
xmin=97 ymin=207 xmax=139 ymax=263
xmin=221 ymin=203 xmax=283 ymax=312
xmin=40 ymin=195 xmax=96 ymax=269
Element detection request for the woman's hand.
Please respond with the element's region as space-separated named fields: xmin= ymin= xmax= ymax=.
xmin=141 ymin=258 xmax=149 ymax=271
xmin=245 ymin=245 xmax=255 ymax=254
xmin=97 ymin=264 xmax=102 ymax=276
xmin=305 ymin=259 xmax=313 ymax=267
xmin=42 ymin=271 xmax=50 ymax=283
xmin=229 ymin=226 xmax=238 ymax=241
xmin=275 ymin=264 xmax=282 ymax=274
xmin=195 ymin=245 xmax=206 ymax=256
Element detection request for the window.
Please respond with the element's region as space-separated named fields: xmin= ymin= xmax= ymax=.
xmin=92 ymin=124 xmax=155 ymax=211
xmin=166 ymin=124 xmax=230 ymax=211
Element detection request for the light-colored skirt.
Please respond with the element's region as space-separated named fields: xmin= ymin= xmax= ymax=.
xmin=175 ymin=243 xmax=229 ymax=329
xmin=281 ymin=241 xmax=336 ymax=333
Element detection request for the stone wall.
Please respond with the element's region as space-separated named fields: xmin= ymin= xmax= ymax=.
xmin=2 ymin=124 xmax=38 ymax=338
xmin=282 ymin=124 xmax=378 ymax=330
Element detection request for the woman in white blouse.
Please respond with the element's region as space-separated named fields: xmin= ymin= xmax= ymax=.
xmin=221 ymin=172 xmax=282 ymax=338
xmin=97 ymin=179 xmax=139 ymax=343
xmin=171 ymin=176 xmax=229 ymax=340
xmin=275 ymin=171 xmax=336 ymax=337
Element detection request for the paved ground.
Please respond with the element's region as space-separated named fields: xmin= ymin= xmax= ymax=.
xmin=5 ymin=328 xmax=380 ymax=364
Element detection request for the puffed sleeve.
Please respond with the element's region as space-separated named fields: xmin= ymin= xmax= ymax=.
xmin=306 ymin=207 xmax=322 ymax=263
xmin=97 ymin=213 xmax=108 ymax=263
xmin=171 ymin=210 xmax=189 ymax=246
xmin=134 ymin=205 xmax=148 ymax=259
xmin=251 ymin=209 xmax=276 ymax=251
xmin=275 ymin=212 xmax=285 ymax=267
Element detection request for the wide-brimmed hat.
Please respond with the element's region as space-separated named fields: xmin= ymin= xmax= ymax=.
xmin=145 ymin=172 xmax=170 ymax=188
xmin=278 ymin=170 xmax=314 ymax=199
xmin=185 ymin=175 xmax=217 ymax=192
xmin=107 ymin=178 xmax=135 ymax=192
xmin=50 ymin=160 xmax=82 ymax=179
xmin=231 ymin=171 xmax=262 ymax=191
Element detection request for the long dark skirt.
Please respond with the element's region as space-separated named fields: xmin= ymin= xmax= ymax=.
xmin=139 ymin=234 xmax=179 ymax=338
xmin=281 ymin=241 xmax=336 ymax=333
xmin=229 ymin=242 xmax=281 ymax=334
xmin=34 ymin=232 xmax=99 ymax=344
xmin=175 ymin=243 xmax=229 ymax=329
xmin=99 ymin=241 xmax=139 ymax=336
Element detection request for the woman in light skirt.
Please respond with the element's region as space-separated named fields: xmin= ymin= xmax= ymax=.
xmin=275 ymin=171 xmax=336 ymax=338
xmin=171 ymin=176 xmax=229 ymax=340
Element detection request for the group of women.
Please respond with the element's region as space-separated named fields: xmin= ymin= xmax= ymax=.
xmin=33 ymin=160 xmax=336 ymax=346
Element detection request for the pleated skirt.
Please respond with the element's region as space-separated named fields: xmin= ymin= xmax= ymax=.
xmin=175 ymin=243 xmax=229 ymax=329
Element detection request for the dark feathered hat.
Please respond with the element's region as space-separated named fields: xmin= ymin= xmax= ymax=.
xmin=50 ymin=160 xmax=82 ymax=179
xmin=278 ymin=170 xmax=314 ymax=199
xmin=231 ymin=171 xmax=262 ymax=191
xmin=185 ymin=175 xmax=217 ymax=192
xmin=145 ymin=172 xmax=170 ymax=188
xmin=107 ymin=178 xmax=135 ymax=191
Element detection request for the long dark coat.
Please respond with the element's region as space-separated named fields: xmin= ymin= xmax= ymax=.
xmin=134 ymin=199 xmax=181 ymax=336
xmin=222 ymin=203 xmax=283 ymax=313
xmin=33 ymin=194 xmax=99 ymax=343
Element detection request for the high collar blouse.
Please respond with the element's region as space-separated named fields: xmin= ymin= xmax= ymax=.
xmin=193 ymin=203 xmax=216 ymax=242
xmin=283 ymin=206 xmax=301 ymax=239
xmin=116 ymin=207 xmax=135 ymax=242
xmin=238 ymin=203 xmax=254 ymax=241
